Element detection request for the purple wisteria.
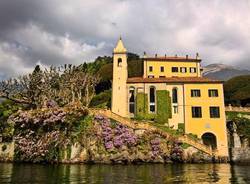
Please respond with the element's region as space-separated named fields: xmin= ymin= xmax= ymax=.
xmin=150 ymin=137 xmax=161 ymax=156
xmin=95 ymin=115 xmax=137 ymax=150
xmin=12 ymin=109 xmax=67 ymax=127
xmin=10 ymin=106 xmax=87 ymax=162
xmin=14 ymin=130 xmax=69 ymax=162
xmin=170 ymin=140 xmax=183 ymax=162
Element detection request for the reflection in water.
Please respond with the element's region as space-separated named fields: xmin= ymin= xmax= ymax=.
xmin=0 ymin=163 xmax=249 ymax=183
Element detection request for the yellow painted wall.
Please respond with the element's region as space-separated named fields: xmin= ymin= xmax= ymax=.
xmin=143 ymin=60 xmax=201 ymax=78
xmin=184 ymin=83 xmax=228 ymax=157
xmin=126 ymin=82 xmax=228 ymax=157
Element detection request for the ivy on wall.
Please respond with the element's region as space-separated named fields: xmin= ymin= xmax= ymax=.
xmin=178 ymin=123 xmax=185 ymax=133
xmin=135 ymin=90 xmax=172 ymax=125
xmin=135 ymin=93 xmax=155 ymax=120
xmin=156 ymin=90 xmax=172 ymax=124
xmin=135 ymin=93 xmax=147 ymax=118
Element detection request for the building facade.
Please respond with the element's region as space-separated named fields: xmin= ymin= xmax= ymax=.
xmin=111 ymin=38 xmax=228 ymax=157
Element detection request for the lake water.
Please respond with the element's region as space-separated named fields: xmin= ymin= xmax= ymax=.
xmin=0 ymin=163 xmax=249 ymax=183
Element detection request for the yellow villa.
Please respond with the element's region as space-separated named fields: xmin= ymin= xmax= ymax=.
xmin=111 ymin=38 xmax=228 ymax=157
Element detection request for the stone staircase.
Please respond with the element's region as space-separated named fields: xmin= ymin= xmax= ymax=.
xmin=90 ymin=108 xmax=214 ymax=156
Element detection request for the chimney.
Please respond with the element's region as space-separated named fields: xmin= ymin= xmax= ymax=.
xmin=155 ymin=54 xmax=157 ymax=58
xmin=196 ymin=53 xmax=200 ymax=59
xmin=143 ymin=51 xmax=147 ymax=58
xmin=165 ymin=54 xmax=167 ymax=58
xmin=175 ymin=54 xmax=177 ymax=58
xmin=186 ymin=55 xmax=188 ymax=59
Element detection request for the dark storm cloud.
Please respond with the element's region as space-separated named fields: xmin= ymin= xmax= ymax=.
xmin=0 ymin=0 xmax=249 ymax=79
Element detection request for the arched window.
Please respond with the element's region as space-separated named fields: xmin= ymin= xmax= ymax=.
xmin=118 ymin=58 xmax=122 ymax=67
xmin=129 ymin=87 xmax=135 ymax=114
xmin=172 ymin=88 xmax=178 ymax=103
xmin=149 ymin=86 xmax=156 ymax=113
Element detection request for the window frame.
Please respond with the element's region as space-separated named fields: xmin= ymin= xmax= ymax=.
xmin=148 ymin=75 xmax=154 ymax=78
xmin=190 ymin=67 xmax=197 ymax=73
xmin=208 ymin=89 xmax=219 ymax=97
xmin=210 ymin=106 xmax=220 ymax=118
xmin=149 ymin=86 xmax=156 ymax=113
xmin=117 ymin=58 xmax=122 ymax=67
xmin=173 ymin=105 xmax=178 ymax=114
xmin=172 ymin=67 xmax=178 ymax=73
xmin=180 ymin=67 xmax=187 ymax=73
xmin=172 ymin=88 xmax=178 ymax=103
xmin=160 ymin=66 xmax=164 ymax=72
xmin=192 ymin=106 xmax=202 ymax=118
xmin=191 ymin=89 xmax=201 ymax=97
xmin=129 ymin=87 xmax=136 ymax=114
xmin=149 ymin=66 xmax=153 ymax=72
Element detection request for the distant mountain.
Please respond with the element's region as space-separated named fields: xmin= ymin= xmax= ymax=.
xmin=202 ymin=63 xmax=250 ymax=81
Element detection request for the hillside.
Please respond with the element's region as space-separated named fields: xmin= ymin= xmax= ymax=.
xmin=224 ymin=75 xmax=250 ymax=106
xmin=95 ymin=53 xmax=143 ymax=94
xmin=202 ymin=64 xmax=250 ymax=81
xmin=95 ymin=58 xmax=250 ymax=82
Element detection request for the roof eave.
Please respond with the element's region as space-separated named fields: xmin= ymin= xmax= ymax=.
xmin=143 ymin=58 xmax=202 ymax=62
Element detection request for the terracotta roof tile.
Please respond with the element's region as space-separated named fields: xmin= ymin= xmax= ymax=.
xmin=127 ymin=77 xmax=222 ymax=84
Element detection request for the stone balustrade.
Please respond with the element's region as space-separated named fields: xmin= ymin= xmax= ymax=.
xmin=225 ymin=105 xmax=250 ymax=112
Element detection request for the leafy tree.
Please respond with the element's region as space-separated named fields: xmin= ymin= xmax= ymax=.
xmin=90 ymin=90 xmax=111 ymax=108
xmin=0 ymin=100 xmax=22 ymax=141
xmin=224 ymin=75 xmax=250 ymax=106
xmin=0 ymin=65 xmax=100 ymax=108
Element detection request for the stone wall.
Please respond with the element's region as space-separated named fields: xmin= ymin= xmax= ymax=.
xmin=0 ymin=142 xmax=14 ymax=161
xmin=225 ymin=105 xmax=250 ymax=113
xmin=230 ymin=147 xmax=250 ymax=163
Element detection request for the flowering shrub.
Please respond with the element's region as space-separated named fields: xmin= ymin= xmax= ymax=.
xmin=95 ymin=115 xmax=137 ymax=150
xmin=14 ymin=130 xmax=70 ymax=162
xmin=150 ymin=137 xmax=161 ymax=157
xmin=170 ymin=140 xmax=184 ymax=162
xmin=10 ymin=106 xmax=88 ymax=163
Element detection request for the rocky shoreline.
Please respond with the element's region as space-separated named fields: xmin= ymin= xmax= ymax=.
xmin=0 ymin=114 xmax=228 ymax=164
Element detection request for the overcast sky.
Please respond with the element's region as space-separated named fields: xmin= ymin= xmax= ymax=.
xmin=0 ymin=0 xmax=249 ymax=79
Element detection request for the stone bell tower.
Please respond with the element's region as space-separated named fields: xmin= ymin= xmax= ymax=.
xmin=111 ymin=37 xmax=128 ymax=117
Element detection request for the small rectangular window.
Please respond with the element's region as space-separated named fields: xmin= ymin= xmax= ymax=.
xmin=149 ymin=66 xmax=153 ymax=72
xmin=148 ymin=75 xmax=154 ymax=78
xmin=192 ymin=107 xmax=202 ymax=118
xmin=190 ymin=67 xmax=197 ymax=73
xmin=191 ymin=89 xmax=201 ymax=97
xmin=159 ymin=76 xmax=166 ymax=78
xmin=160 ymin=66 xmax=164 ymax=72
xmin=173 ymin=106 xmax=178 ymax=114
xmin=210 ymin=107 xmax=220 ymax=118
xmin=118 ymin=58 xmax=122 ymax=67
xmin=150 ymin=105 xmax=155 ymax=113
xmin=180 ymin=67 xmax=187 ymax=73
xmin=172 ymin=67 xmax=178 ymax=72
xmin=149 ymin=87 xmax=156 ymax=113
xmin=209 ymin=89 xmax=218 ymax=97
